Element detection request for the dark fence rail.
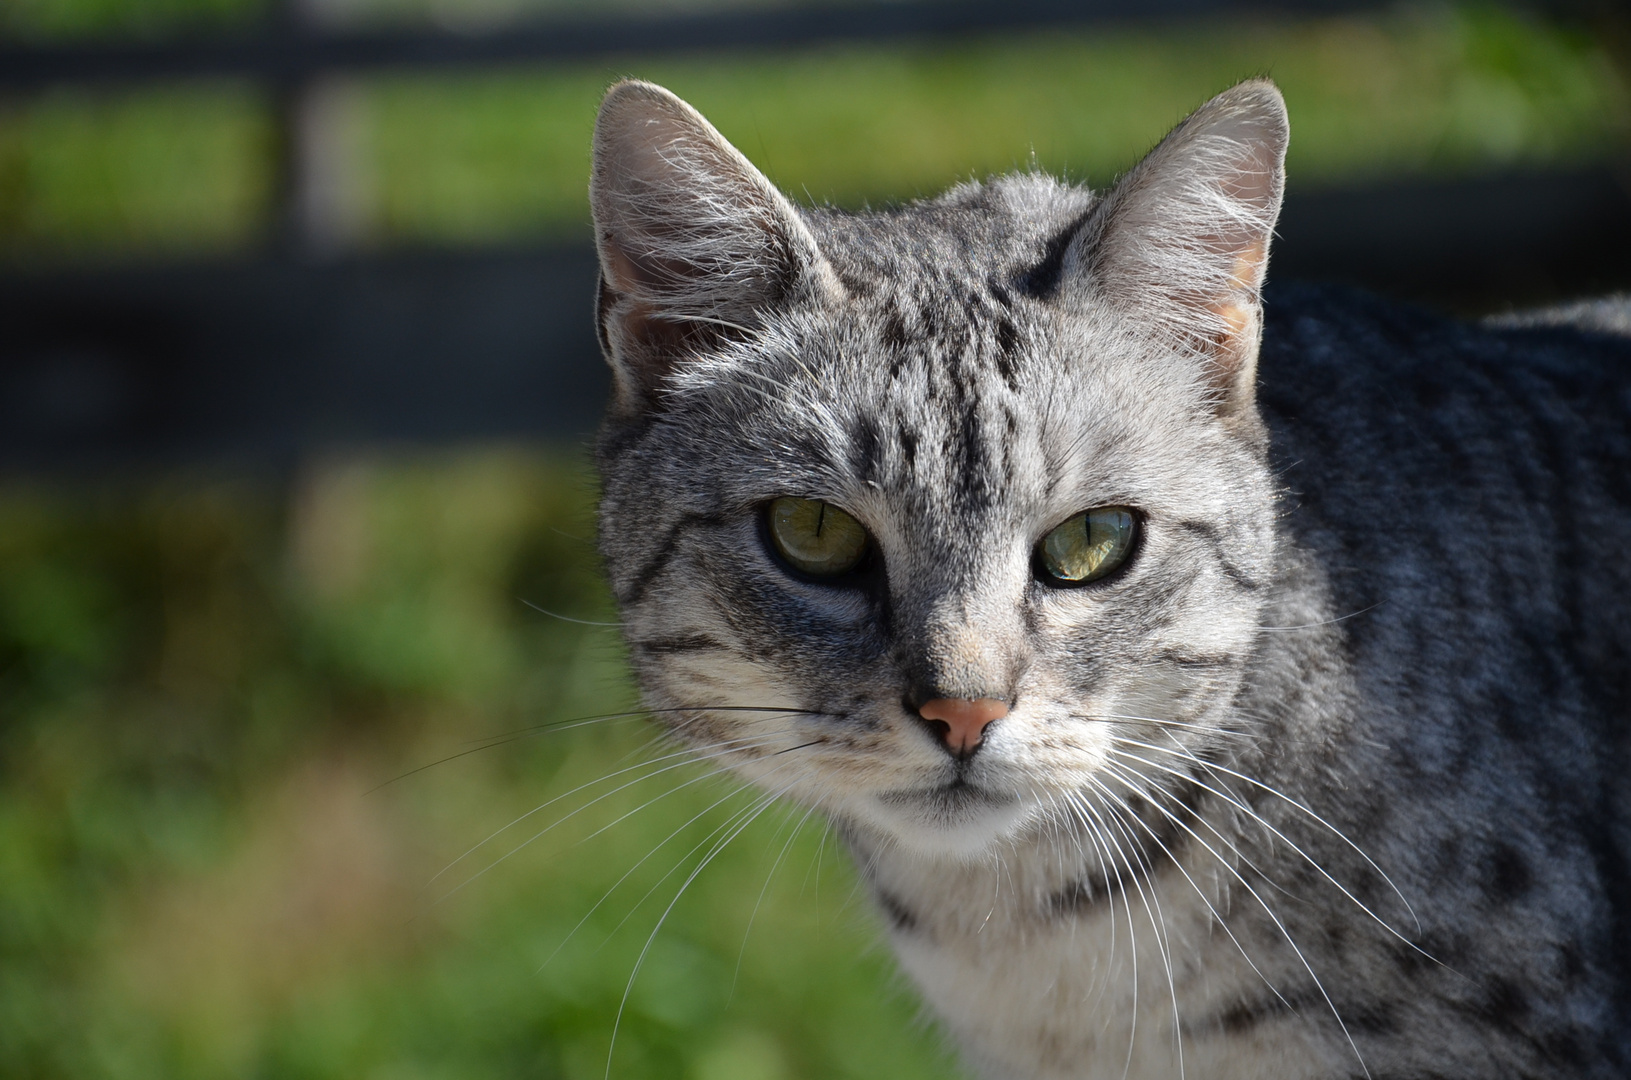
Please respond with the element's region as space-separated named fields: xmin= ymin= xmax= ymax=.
xmin=8 ymin=167 xmax=1630 ymax=468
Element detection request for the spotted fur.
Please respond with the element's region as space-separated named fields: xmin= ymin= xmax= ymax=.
xmin=589 ymin=79 xmax=1631 ymax=1079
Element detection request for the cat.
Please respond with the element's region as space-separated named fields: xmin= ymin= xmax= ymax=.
xmin=586 ymin=77 xmax=1631 ymax=1079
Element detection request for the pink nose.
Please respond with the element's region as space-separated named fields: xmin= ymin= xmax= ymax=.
xmin=917 ymin=698 xmax=1009 ymax=756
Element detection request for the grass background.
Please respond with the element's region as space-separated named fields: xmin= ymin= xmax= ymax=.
xmin=0 ymin=3 xmax=1629 ymax=1079
xmin=1 ymin=452 xmax=951 ymax=1080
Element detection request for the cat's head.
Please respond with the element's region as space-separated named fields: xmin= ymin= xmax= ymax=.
xmin=591 ymin=80 xmax=1287 ymax=859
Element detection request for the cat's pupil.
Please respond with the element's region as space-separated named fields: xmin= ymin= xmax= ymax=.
xmin=1036 ymin=507 xmax=1138 ymax=585
xmin=765 ymin=497 xmax=870 ymax=578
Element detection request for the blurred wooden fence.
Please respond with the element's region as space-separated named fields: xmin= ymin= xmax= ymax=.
xmin=2 ymin=0 xmax=1629 ymax=467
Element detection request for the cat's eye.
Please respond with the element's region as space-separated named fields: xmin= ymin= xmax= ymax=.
xmin=1036 ymin=507 xmax=1138 ymax=586
xmin=765 ymin=497 xmax=871 ymax=578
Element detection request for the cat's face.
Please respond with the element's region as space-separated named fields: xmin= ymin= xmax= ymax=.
xmin=592 ymin=82 xmax=1287 ymax=859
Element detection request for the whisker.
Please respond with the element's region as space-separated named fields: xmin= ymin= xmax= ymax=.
xmin=595 ymin=774 xmax=795 ymax=946
xmin=486 ymin=704 xmax=830 ymax=747
xmin=1091 ymin=760 xmax=1371 ymax=1080
xmin=570 ymin=746 xmax=765 ymax=852
xmin=1041 ymin=790 xmax=1124 ymax=1022
xmin=1080 ymin=711 xmax=1259 ymax=743
xmin=1091 ymin=760 xmax=1291 ymax=1013
xmin=518 ymin=597 xmax=622 ymax=627
xmin=372 ymin=703 xmax=824 ymax=792
xmin=1050 ymin=792 xmax=1137 ymax=1075
xmin=542 ymin=773 xmax=771 ymax=972
xmin=604 ymin=782 xmax=793 ymax=1080
xmin=1107 ymin=741 xmax=1426 ymax=953
xmin=1059 ymin=789 xmax=1166 ymax=1079
xmin=431 ymin=742 xmax=704 ymax=885
xmin=547 ymin=525 xmax=594 ymax=544
xmin=1258 ymin=603 xmax=1382 ymax=632
xmin=1094 ymin=789 xmax=1185 ymax=1080
xmin=1099 ymin=745 xmax=1298 ymax=907
xmin=370 ymin=713 xmax=650 ymax=793
xmin=730 ymin=802 xmax=821 ymax=1005
xmin=1106 ymin=729 xmax=1422 ymax=937
xmin=1088 ymin=709 xmax=1419 ymax=932
xmin=430 ymin=732 xmax=793 ymax=896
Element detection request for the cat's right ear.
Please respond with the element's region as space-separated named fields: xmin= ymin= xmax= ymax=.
xmin=590 ymin=80 xmax=837 ymax=416
xmin=1061 ymin=79 xmax=1287 ymax=429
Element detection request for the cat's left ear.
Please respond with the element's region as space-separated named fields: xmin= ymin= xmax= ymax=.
xmin=1064 ymin=79 xmax=1287 ymax=425
xmin=590 ymin=80 xmax=839 ymax=416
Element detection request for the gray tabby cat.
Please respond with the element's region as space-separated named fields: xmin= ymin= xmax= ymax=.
xmin=587 ymin=78 xmax=1631 ymax=1079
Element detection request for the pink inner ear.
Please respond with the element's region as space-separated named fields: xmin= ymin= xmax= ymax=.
xmin=600 ymin=232 xmax=644 ymax=296
xmin=1213 ymin=302 xmax=1253 ymax=340
xmin=1199 ymin=236 xmax=1269 ymax=400
xmin=1208 ymin=239 xmax=1267 ymax=332
xmin=1228 ymin=239 xmax=1268 ymax=292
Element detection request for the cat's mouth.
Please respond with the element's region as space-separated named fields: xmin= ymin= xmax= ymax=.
xmin=878 ymin=779 xmax=1016 ymax=816
xmin=867 ymin=780 xmax=1031 ymax=854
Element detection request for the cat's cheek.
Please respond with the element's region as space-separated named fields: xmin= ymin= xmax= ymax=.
xmin=1115 ymin=664 xmax=1217 ymax=724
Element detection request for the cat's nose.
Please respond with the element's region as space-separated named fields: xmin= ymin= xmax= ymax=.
xmin=916 ymin=698 xmax=1008 ymax=757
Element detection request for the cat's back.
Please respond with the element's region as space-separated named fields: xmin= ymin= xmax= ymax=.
xmin=1254 ymin=287 xmax=1631 ymax=1073
xmin=1256 ymin=286 xmax=1631 ymax=709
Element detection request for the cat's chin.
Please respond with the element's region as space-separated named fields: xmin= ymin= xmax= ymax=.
xmin=859 ymin=784 xmax=1034 ymax=861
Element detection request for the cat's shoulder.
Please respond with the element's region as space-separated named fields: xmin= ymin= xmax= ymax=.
xmin=1254 ymin=283 xmax=1631 ymax=659
xmin=1257 ymin=284 xmax=1631 ymax=435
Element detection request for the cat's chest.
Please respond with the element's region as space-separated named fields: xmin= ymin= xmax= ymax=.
xmin=861 ymin=843 xmax=1344 ymax=1080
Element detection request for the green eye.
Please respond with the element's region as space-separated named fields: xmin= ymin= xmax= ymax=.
xmin=766 ymin=497 xmax=870 ymax=577
xmin=1037 ymin=507 xmax=1138 ymax=585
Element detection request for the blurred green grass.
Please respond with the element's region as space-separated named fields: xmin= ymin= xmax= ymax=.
xmin=0 ymin=83 xmax=270 ymax=257
xmin=0 ymin=452 xmax=958 ymax=1080
xmin=369 ymin=6 xmax=1629 ymax=245
xmin=2 ymin=3 xmax=1627 ymax=256
xmin=0 ymin=0 xmax=261 ymax=43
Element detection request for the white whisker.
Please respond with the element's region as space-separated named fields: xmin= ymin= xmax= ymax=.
xmin=540 ymin=766 xmax=782 ymax=971
xmin=1092 ymin=760 xmax=1291 ymax=1011
xmin=1257 ymin=603 xmax=1382 ymax=632
xmin=1092 ymin=761 xmax=1371 ymax=1080
xmin=518 ymin=598 xmax=623 ymax=627
xmin=1063 ymin=787 xmax=1180 ymax=1079
xmin=1107 ymin=740 xmax=1426 ymax=954
xmin=729 ymin=801 xmax=820 ymax=1004
xmin=1104 ymin=727 xmax=1422 ymax=937
xmin=433 ymin=732 xmax=797 ymax=899
xmin=604 ymin=781 xmax=794 ymax=1080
